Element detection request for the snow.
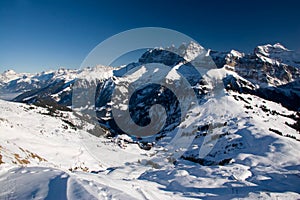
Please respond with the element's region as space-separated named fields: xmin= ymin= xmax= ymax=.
xmin=1 ymin=84 xmax=300 ymax=199
xmin=0 ymin=70 xmax=31 ymax=84
xmin=255 ymin=43 xmax=300 ymax=68
xmin=273 ymin=43 xmax=289 ymax=51
xmin=230 ymin=50 xmax=244 ymax=58
xmin=0 ymin=42 xmax=300 ymax=199
xmin=77 ymin=65 xmax=114 ymax=83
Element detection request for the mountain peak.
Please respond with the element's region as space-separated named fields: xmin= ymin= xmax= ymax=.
xmin=0 ymin=69 xmax=22 ymax=84
xmin=165 ymin=41 xmax=205 ymax=62
xmin=3 ymin=69 xmax=17 ymax=75
xmin=229 ymin=49 xmax=244 ymax=58
xmin=273 ymin=43 xmax=289 ymax=51
xmin=254 ymin=43 xmax=290 ymax=57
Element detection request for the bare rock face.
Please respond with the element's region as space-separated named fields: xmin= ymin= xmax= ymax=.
xmin=211 ymin=43 xmax=300 ymax=87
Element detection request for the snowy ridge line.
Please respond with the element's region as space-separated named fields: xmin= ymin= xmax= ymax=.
xmin=0 ymin=42 xmax=300 ymax=199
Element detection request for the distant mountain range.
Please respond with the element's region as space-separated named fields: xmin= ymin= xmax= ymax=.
xmin=1 ymin=42 xmax=299 ymax=110
xmin=1 ymin=43 xmax=300 ymax=199
xmin=0 ymin=41 xmax=299 ymax=141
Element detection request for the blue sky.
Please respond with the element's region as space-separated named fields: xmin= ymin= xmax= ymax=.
xmin=0 ymin=0 xmax=299 ymax=73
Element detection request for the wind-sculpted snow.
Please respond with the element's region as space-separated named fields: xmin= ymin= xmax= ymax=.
xmin=0 ymin=167 xmax=139 ymax=200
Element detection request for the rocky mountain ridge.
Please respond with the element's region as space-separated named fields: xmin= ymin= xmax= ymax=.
xmin=0 ymin=43 xmax=299 ymax=112
xmin=1 ymin=43 xmax=300 ymax=199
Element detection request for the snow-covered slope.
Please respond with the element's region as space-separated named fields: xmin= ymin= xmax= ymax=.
xmin=0 ymin=100 xmax=183 ymax=199
xmin=1 ymin=42 xmax=300 ymax=199
xmin=1 ymin=85 xmax=300 ymax=199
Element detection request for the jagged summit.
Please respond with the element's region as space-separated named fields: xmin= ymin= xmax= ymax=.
xmin=254 ymin=43 xmax=290 ymax=56
xmin=254 ymin=43 xmax=300 ymax=69
xmin=139 ymin=41 xmax=207 ymax=65
xmin=1 ymin=42 xmax=299 ymax=109
xmin=175 ymin=41 xmax=206 ymax=61
xmin=229 ymin=49 xmax=244 ymax=58
xmin=0 ymin=42 xmax=300 ymax=199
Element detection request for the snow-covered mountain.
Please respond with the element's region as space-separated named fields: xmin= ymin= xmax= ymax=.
xmin=211 ymin=43 xmax=300 ymax=87
xmin=0 ymin=69 xmax=30 ymax=84
xmin=0 ymin=42 xmax=300 ymax=199
xmin=0 ymin=68 xmax=78 ymax=101
xmin=209 ymin=43 xmax=300 ymax=111
xmin=0 ymin=87 xmax=299 ymax=199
